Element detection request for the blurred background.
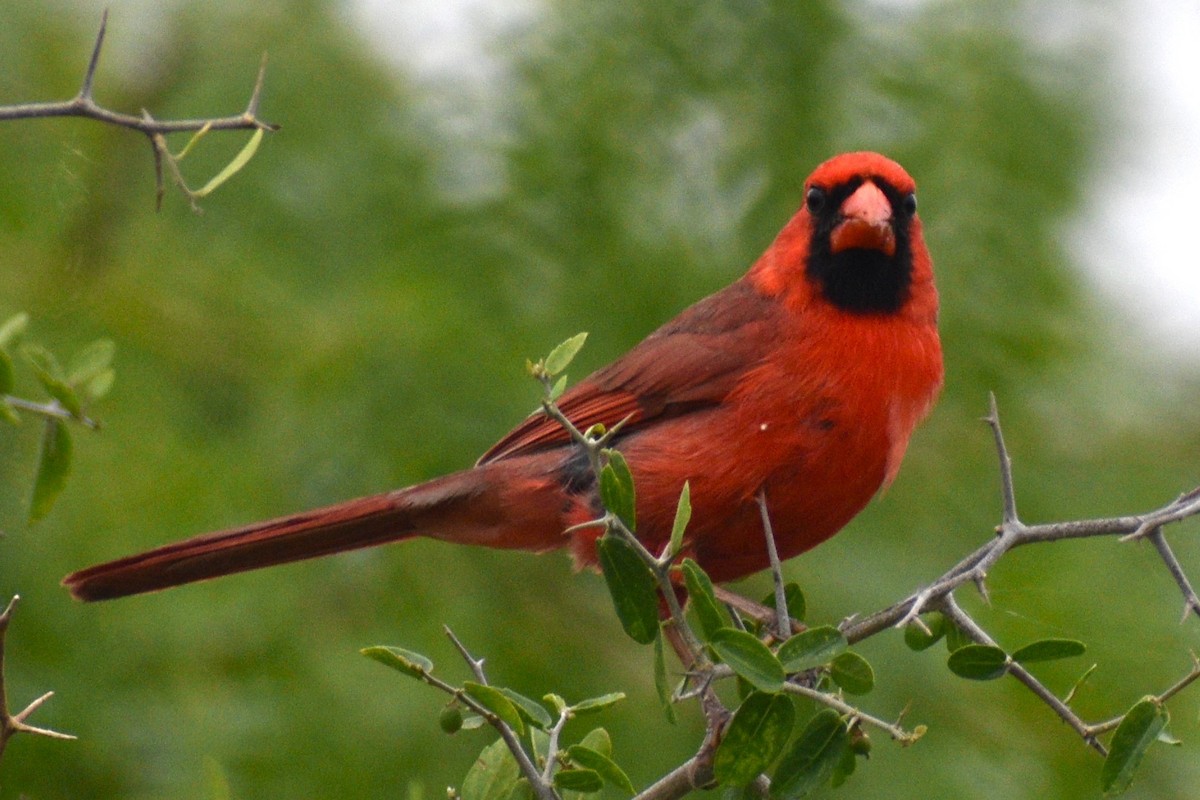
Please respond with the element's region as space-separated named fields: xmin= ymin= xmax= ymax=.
xmin=1 ymin=1 xmax=1198 ymax=797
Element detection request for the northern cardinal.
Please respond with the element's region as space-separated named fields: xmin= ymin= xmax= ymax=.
xmin=64 ymin=151 xmax=942 ymax=601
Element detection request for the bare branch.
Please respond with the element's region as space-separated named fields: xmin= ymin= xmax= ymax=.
xmin=0 ymin=12 xmax=279 ymax=208
xmin=0 ymin=596 xmax=76 ymax=763
xmin=756 ymin=489 xmax=792 ymax=641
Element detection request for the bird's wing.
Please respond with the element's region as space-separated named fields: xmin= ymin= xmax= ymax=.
xmin=477 ymin=278 xmax=784 ymax=464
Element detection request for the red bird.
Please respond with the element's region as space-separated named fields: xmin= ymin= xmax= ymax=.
xmin=64 ymin=151 xmax=942 ymax=601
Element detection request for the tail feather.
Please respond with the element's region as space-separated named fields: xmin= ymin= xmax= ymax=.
xmin=63 ymin=492 xmax=414 ymax=601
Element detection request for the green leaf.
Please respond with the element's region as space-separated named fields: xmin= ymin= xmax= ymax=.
xmin=943 ymin=621 xmax=972 ymax=653
xmin=682 ymin=558 xmax=728 ymax=640
xmin=463 ymin=682 xmax=526 ymax=734
xmin=553 ymin=769 xmax=603 ymax=794
xmin=567 ymin=744 xmax=636 ymax=795
xmin=666 ymin=481 xmax=691 ymax=558
xmin=440 ymin=704 xmax=465 ymax=734
xmin=549 ymin=374 xmax=568 ymax=401
xmin=903 ymin=614 xmax=946 ymax=651
xmin=829 ymin=652 xmax=874 ymax=695
xmin=597 ymin=535 xmax=659 ymax=644
xmin=713 ymin=692 xmax=796 ymax=786
xmin=498 ymin=687 xmax=553 ymax=730
xmin=577 ymin=727 xmax=612 ymax=756
xmin=570 ymin=692 xmax=626 ymax=716
xmin=29 ymin=419 xmax=72 ymax=523
xmin=761 ymin=583 xmax=806 ymax=626
xmin=653 ymin=631 xmax=677 ymax=724
xmin=543 ymin=332 xmax=588 ymax=376
xmin=82 ymin=368 xmax=115 ymax=400
xmin=599 ymin=451 xmax=636 ymax=531
xmin=195 ymin=127 xmax=265 ymax=198
xmin=1011 ymin=638 xmax=1086 ymax=664
xmin=0 ymin=313 xmax=29 ymax=348
xmin=771 ymin=709 xmax=850 ymax=799
xmin=830 ymin=739 xmax=857 ymax=789
xmin=0 ymin=397 xmax=18 ymax=425
xmin=22 ymin=344 xmax=82 ymax=418
xmin=462 ymin=738 xmax=521 ymax=800
xmin=360 ymin=645 xmax=433 ymax=679
xmin=0 ymin=348 xmax=13 ymax=396
xmin=1101 ymin=697 xmax=1169 ymax=795
xmin=709 ymin=628 xmax=785 ymax=693
xmin=947 ymin=644 xmax=1009 ymax=681
xmin=67 ymin=339 xmax=115 ymax=386
xmin=778 ymin=626 xmax=847 ymax=673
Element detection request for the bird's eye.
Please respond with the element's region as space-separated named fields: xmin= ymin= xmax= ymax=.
xmin=902 ymin=192 xmax=918 ymax=215
xmin=805 ymin=187 xmax=827 ymax=214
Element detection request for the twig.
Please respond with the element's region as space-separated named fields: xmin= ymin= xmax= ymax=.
xmin=0 ymin=11 xmax=278 ymax=208
xmin=442 ymin=627 xmax=558 ymax=800
xmin=939 ymin=595 xmax=1105 ymax=755
xmin=756 ymin=489 xmax=792 ymax=641
xmin=0 ymin=596 xmax=77 ymax=762
xmin=3 ymin=396 xmax=100 ymax=430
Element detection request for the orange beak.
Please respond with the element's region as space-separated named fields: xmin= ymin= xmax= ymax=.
xmin=830 ymin=181 xmax=896 ymax=257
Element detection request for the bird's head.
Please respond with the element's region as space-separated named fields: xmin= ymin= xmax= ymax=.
xmin=753 ymin=152 xmax=934 ymax=319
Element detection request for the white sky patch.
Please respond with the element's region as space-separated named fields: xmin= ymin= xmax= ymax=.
xmin=1072 ymin=1 xmax=1200 ymax=358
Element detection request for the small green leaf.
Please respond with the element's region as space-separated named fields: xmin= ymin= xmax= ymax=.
xmin=709 ymin=628 xmax=785 ymax=693
xmin=829 ymin=652 xmax=874 ymax=695
xmin=0 ymin=397 xmax=18 ymax=425
xmin=597 ymin=535 xmax=659 ymax=645
xmin=778 ymin=626 xmax=847 ymax=673
xmin=567 ymin=744 xmax=636 ymax=795
xmin=570 ymin=692 xmax=626 ymax=716
xmin=195 ymin=127 xmax=265 ymax=198
xmin=577 ymin=727 xmax=613 ymax=756
xmin=830 ymin=739 xmax=857 ymax=789
xmin=29 ymin=419 xmax=72 ymax=523
xmin=23 ymin=344 xmax=82 ymax=418
xmin=1011 ymin=638 xmax=1086 ymax=664
xmin=599 ymin=451 xmax=636 ymax=531
xmin=549 ymin=374 xmax=568 ymax=401
xmin=714 ymin=692 xmax=796 ymax=786
xmin=440 ymin=704 xmax=464 ymax=734
xmin=666 ymin=481 xmax=691 ymax=558
xmin=498 ymin=687 xmax=553 ymax=730
xmin=82 ymin=368 xmax=115 ymax=400
xmin=544 ymin=332 xmax=588 ymax=376
xmin=653 ymin=631 xmax=677 ymax=724
xmin=771 ymin=709 xmax=850 ymax=799
xmin=947 ymin=644 xmax=1009 ymax=681
xmin=462 ymin=738 xmax=521 ymax=800
xmin=463 ymin=682 xmax=525 ymax=734
xmin=903 ymin=614 xmax=946 ymax=651
xmin=0 ymin=348 xmax=13 ymax=396
xmin=682 ymin=558 xmax=728 ymax=640
xmin=0 ymin=313 xmax=29 ymax=348
xmin=554 ymin=769 xmax=604 ymax=794
xmin=67 ymin=339 xmax=115 ymax=386
xmin=944 ymin=621 xmax=972 ymax=653
xmin=761 ymin=583 xmax=806 ymax=626
xmin=360 ymin=645 xmax=433 ymax=679
xmin=1101 ymin=697 xmax=1169 ymax=795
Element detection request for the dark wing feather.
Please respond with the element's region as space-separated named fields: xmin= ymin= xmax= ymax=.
xmin=478 ymin=279 xmax=783 ymax=464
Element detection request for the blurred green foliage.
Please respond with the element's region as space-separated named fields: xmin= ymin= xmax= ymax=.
xmin=1 ymin=1 xmax=1198 ymax=798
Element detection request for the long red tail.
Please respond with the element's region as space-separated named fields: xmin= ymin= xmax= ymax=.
xmin=63 ymin=458 xmax=578 ymax=602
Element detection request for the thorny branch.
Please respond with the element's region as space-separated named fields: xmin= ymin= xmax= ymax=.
xmin=0 ymin=10 xmax=278 ymax=209
xmin=0 ymin=596 xmax=76 ymax=763
xmin=838 ymin=397 xmax=1200 ymax=762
